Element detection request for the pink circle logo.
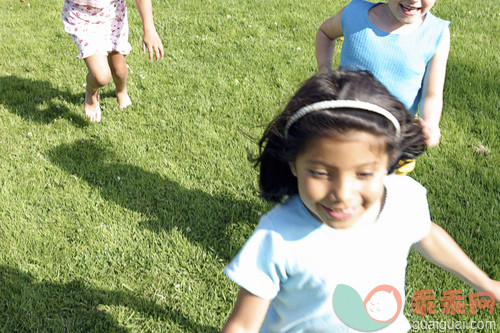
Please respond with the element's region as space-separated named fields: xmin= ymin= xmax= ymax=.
xmin=364 ymin=285 xmax=402 ymax=323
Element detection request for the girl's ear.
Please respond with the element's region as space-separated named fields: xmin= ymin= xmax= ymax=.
xmin=289 ymin=162 xmax=298 ymax=177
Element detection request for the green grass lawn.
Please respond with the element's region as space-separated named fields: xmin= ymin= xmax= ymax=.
xmin=0 ymin=0 xmax=498 ymax=331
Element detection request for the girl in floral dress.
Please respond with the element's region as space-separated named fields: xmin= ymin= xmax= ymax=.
xmin=62 ymin=0 xmax=164 ymax=122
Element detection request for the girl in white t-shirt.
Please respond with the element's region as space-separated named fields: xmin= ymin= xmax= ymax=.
xmin=223 ymin=70 xmax=499 ymax=332
xmin=62 ymin=0 xmax=164 ymax=122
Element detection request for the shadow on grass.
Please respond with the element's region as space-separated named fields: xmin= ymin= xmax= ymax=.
xmin=47 ymin=139 xmax=265 ymax=261
xmin=0 ymin=75 xmax=88 ymax=127
xmin=0 ymin=265 xmax=218 ymax=332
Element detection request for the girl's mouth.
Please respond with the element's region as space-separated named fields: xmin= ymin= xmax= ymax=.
xmin=400 ymin=4 xmax=421 ymax=16
xmin=323 ymin=205 xmax=358 ymax=220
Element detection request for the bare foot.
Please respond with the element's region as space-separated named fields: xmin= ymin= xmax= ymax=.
xmin=84 ymin=88 xmax=101 ymax=122
xmin=116 ymin=89 xmax=132 ymax=109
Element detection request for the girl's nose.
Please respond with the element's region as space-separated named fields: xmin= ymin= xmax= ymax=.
xmin=330 ymin=176 xmax=355 ymax=202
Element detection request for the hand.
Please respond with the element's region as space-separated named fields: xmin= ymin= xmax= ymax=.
xmin=419 ymin=118 xmax=441 ymax=147
xmin=142 ymin=30 xmax=164 ymax=61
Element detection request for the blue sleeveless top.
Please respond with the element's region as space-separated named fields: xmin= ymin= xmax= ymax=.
xmin=340 ymin=0 xmax=450 ymax=114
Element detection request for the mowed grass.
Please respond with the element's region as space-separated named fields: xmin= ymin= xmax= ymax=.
xmin=0 ymin=0 xmax=498 ymax=331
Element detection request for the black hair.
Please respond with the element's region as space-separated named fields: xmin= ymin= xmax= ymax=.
xmin=252 ymin=70 xmax=426 ymax=203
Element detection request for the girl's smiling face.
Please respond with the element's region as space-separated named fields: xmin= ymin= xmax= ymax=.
xmin=386 ymin=0 xmax=437 ymax=26
xmin=290 ymin=131 xmax=389 ymax=230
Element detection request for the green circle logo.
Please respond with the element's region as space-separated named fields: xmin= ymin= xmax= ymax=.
xmin=332 ymin=284 xmax=402 ymax=331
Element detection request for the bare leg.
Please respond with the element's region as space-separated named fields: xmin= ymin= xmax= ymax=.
xmin=84 ymin=55 xmax=112 ymax=122
xmin=108 ymin=52 xmax=132 ymax=109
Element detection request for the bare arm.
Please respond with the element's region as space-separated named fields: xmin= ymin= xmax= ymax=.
xmin=135 ymin=0 xmax=164 ymax=60
xmin=315 ymin=8 xmax=345 ymax=74
xmin=413 ymin=222 xmax=500 ymax=302
xmin=419 ymin=27 xmax=450 ymax=147
xmin=222 ymin=288 xmax=272 ymax=333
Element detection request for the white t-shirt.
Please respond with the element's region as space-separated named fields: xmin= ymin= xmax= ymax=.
xmin=225 ymin=175 xmax=432 ymax=332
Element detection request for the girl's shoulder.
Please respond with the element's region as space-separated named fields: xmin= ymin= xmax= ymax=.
xmin=424 ymin=12 xmax=451 ymax=28
xmin=384 ymin=174 xmax=426 ymax=193
xmin=342 ymin=0 xmax=376 ymax=25
xmin=345 ymin=0 xmax=376 ymax=12
xmin=261 ymin=196 xmax=306 ymax=225
xmin=257 ymin=196 xmax=319 ymax=236
xmin=423 ymin=11 xmax=451 ymax=30
xmin=383 ymin=175 xmax=429 ymax=212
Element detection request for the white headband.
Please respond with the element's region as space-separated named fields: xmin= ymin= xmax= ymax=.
xmin=284 ymin=100 xmax=401 ymax=139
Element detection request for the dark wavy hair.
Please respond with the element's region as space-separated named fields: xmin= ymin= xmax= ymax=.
xmin=252 ymin=70 xmax=426 ymax=203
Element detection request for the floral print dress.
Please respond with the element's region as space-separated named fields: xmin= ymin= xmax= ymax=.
xmin=62 ymin=0 xmax=132 ymax=59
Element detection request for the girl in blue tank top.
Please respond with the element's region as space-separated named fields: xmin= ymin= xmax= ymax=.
xmin=316 ymin=0 xmax=450 ymax=148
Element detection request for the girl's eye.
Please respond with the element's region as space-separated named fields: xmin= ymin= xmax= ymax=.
xmin=309 ymin=170 xmax=329 ymax=177
xmin=357 ymin=171 xmax=374 ymax=179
